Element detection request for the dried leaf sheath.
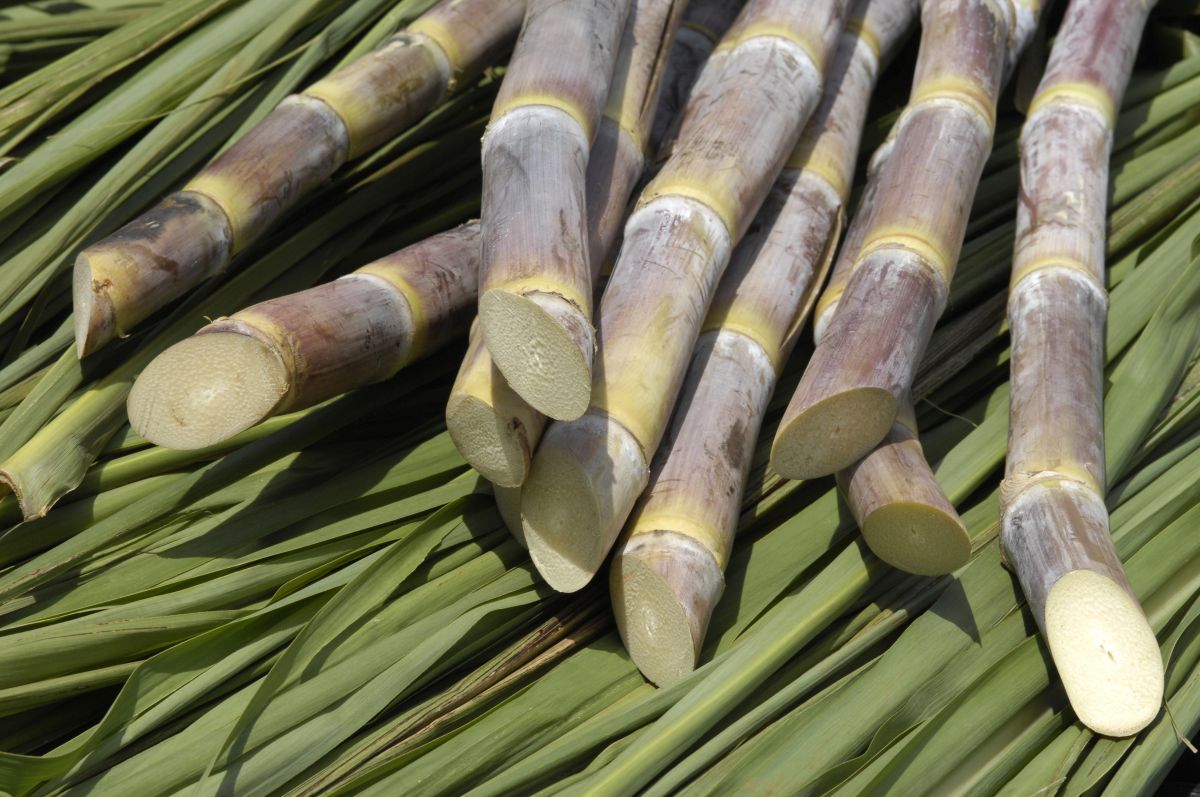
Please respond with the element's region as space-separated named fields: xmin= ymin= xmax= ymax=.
xmin=127 ymin=224 xmax=479 ymax=450
xmin=521 ymin=0 xmax=848 ymax=593
xmin=446 ymin=0 xmax=684 ymax=488
xmin=74 ymin=0 xmax=524 ymax=357
xmin=476 ymin=0 xmax=633 ymax=422
xmin=771 ymin=0 xmax=1040 ymax=479
xmin=1001 ymin=0 xmax=1162 ymax=738
xmin=609 ymin=0 xmax=916 ymax=686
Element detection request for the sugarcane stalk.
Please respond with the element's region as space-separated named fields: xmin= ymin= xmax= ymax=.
xmin=648 ymin=0 xmax=743 ymax=156
xmin=1001 ymin=0 xmax=1162 ymax=738
xmin=126 ymin=224 xmax=479 ymax=450
xmin=521 ymin=0 xmax=848 ymax=593
xmin=608 ymin=0 xmax=915 ymax=685
xmin=74 ymin=0 xmax=524 ymax=358
xmin=446 ymin=0 xmax=683 ymax=488
xmin=812 ymin=141 xmax=969 ymax=578
xmin=475 ymin=0 xmax=634 ymax=422
xmin=770 ymin=0 xmax=1040 ymax=479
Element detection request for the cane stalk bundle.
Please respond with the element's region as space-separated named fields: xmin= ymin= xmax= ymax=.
xmin=446 ymin=0 xmax=682 ymax=488
xmin=1000 ymin=0 xmax=1163 ymax=737
xmin=474 ymin=0 xmax=633 ymax=421
xmin=770 ymin=0 xmax=1039 ymax=479
xmin=521 ymin=0 xmax=849 ymax=592
xmin=609 ymin=0 xmax=917 ymax=686
xmin=127 ymin=224 xmax=480 ymax=450
xmin=73 ymin=0 xmax=523 ymax=357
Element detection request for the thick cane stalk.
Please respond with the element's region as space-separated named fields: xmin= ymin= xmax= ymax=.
xmin=1001 ymin=0 xmax=1162 ymax=738
xmin=648 ymin=0 xmax=743 ymax=156
xmin=127 ymin=224 xmax=479 ymax=450
xmin=521 ymin=0 xmax=848 ymax=593
xmin=608 ymin=0 xmax=915 ymax=685
xmin=770 ymin=0 xmax=1039 ymax=479
xmin=446 ymin=0 xmax=683 ymax=488
xmin=475 ymin=0 xmax=633 ymax=421
xmin=74 ymin=0 xmax=524 ymax=358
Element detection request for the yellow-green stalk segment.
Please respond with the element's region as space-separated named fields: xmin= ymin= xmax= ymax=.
xmin=127 ymin=224 xmax=479 ymax=450
xmin=73 ymin=0 xmax=524 ymax=359
xmin=837 ymin=400 xmax=969 ymax=576
xmin=446 ymin=0 xmax=684 ymax=489
xmin=476 ymin=0 xmax=634 ymax=422
xmin=609 ymin=0 xmax=916 ymax=686
xmin=1001 ymin=0 xmax=1162 ymax=738
xmin=648 ymin=0 xmax=743 ymax=156
xmin=770 ymin=0 xmax=1040 ymax=479
xmin=522 ymin=0 xmax=849 ymax=593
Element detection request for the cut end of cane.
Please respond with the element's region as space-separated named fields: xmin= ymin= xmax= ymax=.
xmin=861 ymin=502 xmax=972 ymax=576
xmin=478 ymin=289 xmax=594 ymax=421
xmin=446 ymin=393 xmax=532 ymax=488
xmin=521 ymin=414 xmax=647 ymax=593
xmin=771 ymin=388 xmax=896 ymax=479
xmin=611 ymin=532 xmax=724 ymax=687
xmin=1044 ymin=569 xmax=1164 ymax=737
xmin=73 ymin=251 xmax=119 ymax=359
xmin=492 ymin=483 xmax=525 ymax=548
xmin=128 ymin=332 xmax=289 ymax=450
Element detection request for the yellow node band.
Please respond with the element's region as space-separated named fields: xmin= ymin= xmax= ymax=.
xmin=911 ymin=75 xmax=996 ymax=128
xmin=1027 ymin=81 xmax=1116 ymax=128
xmin=787 ymin=139 xmax=852 ymax=201
xmin=408 ymin=16 xmax=464 ymax=81
xmin=591 ymin=388 xmax=659 ymax=458
xmin=844 ymin=17 xmax=882 ymax=61
xmin=715 ymin=23 xmax=825 ymax=74
xmin=601 ymin=99 xmax=645 ymax=152
xmin=357 ymin=264 xmax=428 ymax=359
xmin=490 ymin=93 xmax=593 ymax=141
xmin=1010 ymin=255 xmax=1104 ymax=292
xmin=856 ymin=225 xmax=954 ymax=285
xmin=1011 ymin=468 xmax=1104 ymax=502
xmin=183 ymin=179 xmax=248 ymax=253
xmin=702 ymin=310 xmax=783 ymax=374
xmin=680 ymin=18 xmax=722 ymax=44
xmin=814 ymin=284 xmax=845 ymax=327
xmin=483 ymin=276 xmax=591 ymax=321
xmin=629 ymin=511 xmax=730 ymax=568
xmin=640 ymin=177 xmax=738 ymax=236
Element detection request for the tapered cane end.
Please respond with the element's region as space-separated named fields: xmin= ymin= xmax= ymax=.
xmin=770 ymin=388 xmax=896 ymax=479
xmin=479 ymin=289 xmax=594 ymax=421
xmin=1045 ymin=569 xmax=1164 ymax=737
xmin=446 ymin=392 xmax=532 ymax=488
xmin=611 ymin=531 xmax=724 ymax=687
xmin=521 ymin=413 xmax=647 ymax=593
xmin=128 ymin=332 xmax=289 ymax=450
xmin=862 ymin=502 xmax=972 ymax=576
xmin=74 ymin=251 xmax=119 ymax=359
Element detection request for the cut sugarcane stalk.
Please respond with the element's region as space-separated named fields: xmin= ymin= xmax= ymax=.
xmin=127 ymin=224 xmax=479 ymax=450
xmin=609 ymin=0 xmax=916 ymax=684
xmin=1001 ymin=0 xmax=1162 ymax=738
xmin=814 ymin=142 xmax=969 ymax=577
xmin=476 ymin=0 xmax=633 ymax=421
xmin=648 ymin=0 xmax=743 ymax=156
xmin=838 ymin=400 xmax=969 ymax=576
xmin=446 ymin=0 xmax=683 ymax=488
xmin=770 ymin=0 xmax=1039 ymax=479
xmin=74 ymin=0 xmax=523 ymax=358
xmin=521 ymin=0 xmax=849 ymax=593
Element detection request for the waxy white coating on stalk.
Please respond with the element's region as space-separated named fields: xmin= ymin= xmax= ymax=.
xmin=771 ymin=0 xmax=1041 ymax=479
xmin=128 ymin=224 xmax=480 ymax=450
xmin=1001 ymin=0 xmax=1161 ymax=739
xmin=74 ymin=0 xmax=524 ymax=358
xmin=477 ymin=0 xmax=633 ymax=422
xmin=447 ymin=0 xmax=683 ymax=488
xmin=610 ymin=0 xmax=918 ymax=683
xmin=521 ymin=0 xmax=849 ymax=594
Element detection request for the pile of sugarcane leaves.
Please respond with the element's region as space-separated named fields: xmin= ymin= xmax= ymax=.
xmin=0 ymin=0 xmax=1194 ymax=795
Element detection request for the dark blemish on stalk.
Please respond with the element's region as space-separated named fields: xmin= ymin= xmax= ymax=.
xmin=722 ymin=416 xmax=746 ymax=472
